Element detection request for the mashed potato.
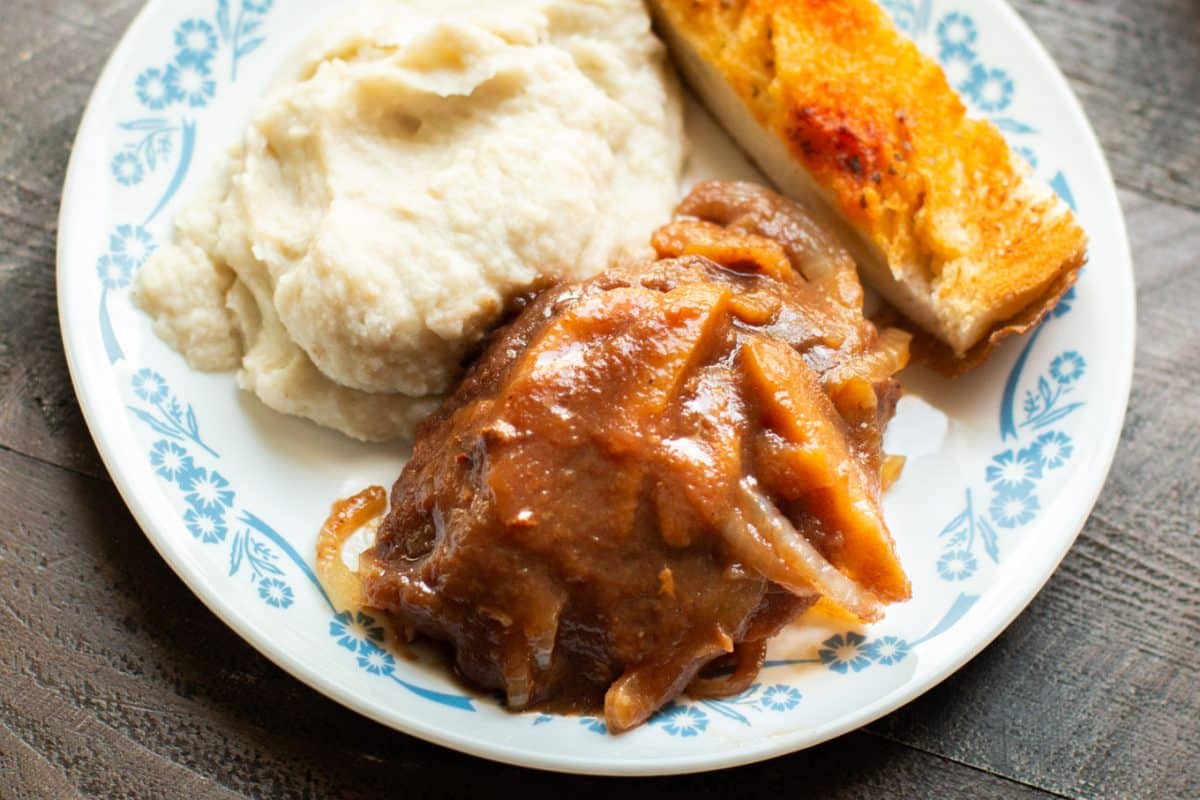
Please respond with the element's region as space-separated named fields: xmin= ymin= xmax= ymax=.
xmin=137 ymin=0 xmax=684 ymax=440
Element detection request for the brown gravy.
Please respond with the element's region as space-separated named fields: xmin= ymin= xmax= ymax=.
xmin=357 ymin=181 xmax=911 ymax=732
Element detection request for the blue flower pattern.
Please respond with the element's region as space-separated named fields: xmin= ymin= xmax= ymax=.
xmin=1020 ymin=353 xmax=1086 ymax=430
xmin=569 ymin=628 xmax=917 ymax=735
xmin=330 ymin=611 xmax=385 ymax=652
xmin=132 ymin=372 xmax=297 ymax=612
xmin=180 ymin=466 xmax=235 ymax=513
xmin=356 ymin=640 xmax=396 ymax=676
xmin=104 ymin=1 xmax=276 ymax=360
xmin=184 ymin=505 xmax=227 ymax=544
xmin=259 ymin=578 xmax=294 ymax=609
xmin=863 ymin=636 xmax=910 ymax=666
xmin=985 ymin=448 xmax=1043 ymax=493
xmin=111 ymin=0 xmax=275 ymax=192
xmin=819 ymin=632 xmax=873 ymax=674
xmin=150 ymin=440 xmax=195 ymax=482
xmin=135 ymin=67 xmax=179 ymax=111
xmin=111 ymin=5 xmax=482 ymax=717
xmin=110 ymin=225 xmax=156 ymax=267
xmin=108 ymin=1 xmax=1090 ymax=735
xmin=128 ymin=369 xmax=219 ymax=457
xmin=937 ymin=549 xmax=978 ymax=581
xmin=651 ymin=704 xmax=710 ymax=738
xmin=989 ymin=488 xmax=1039 ymax=529
xmin=579 ymin=717 xmax=608 ymax=734
xmin=758 ymin=685 xmax=802 ymax=712
xmin=933 ymin=346 xmax=1084 ymax=582
xmin=812 ymin=632 xmax=915 ymax=674
xmin=936 ymin=11 xmax=977 ymax=56
xmin=885 ymin=4 xmax=1043 ymax=161
xmin=938 ymin=48 xmax=980 ymax=93
xmin=175 ymin=19 xmax=218 ymax=62
xmin=1050 ymin=351 xmax=1086 ymax=385
xmin=111 ymin=151 xmax=145 ymax=187
xmin=96 ymin=254 xmax=133 ymax=290
xmin=132 ymin=368 xmax=168 ymax=403
xmin=1029 ymin=431 xmax=1074 ymax=470
xmin=972 ymin=67 xmax=1014 ymax=112
xmin=1053 ymin=287 xmax=1077 ymax=319
xmin=571 ymin=629 xmax=921 ymax=735
xmin=96 ymin=227 xmax=156 ymax=360
xmin=166 ymin=52 xmax=217 ymax=109
xmin=933 ymin=9 xmax=1013 ymax=114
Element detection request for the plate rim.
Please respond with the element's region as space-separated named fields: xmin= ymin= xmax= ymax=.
xmin=56 ymin=0 xmax=1136 ymax=776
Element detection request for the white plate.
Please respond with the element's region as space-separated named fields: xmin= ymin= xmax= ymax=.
xmin=58 ymin=0 xmax=1134 ymax=776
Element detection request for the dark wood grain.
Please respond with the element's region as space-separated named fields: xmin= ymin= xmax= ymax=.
xmin=865 ymin=189 xmax=1200 ymax=800
xmin=0 ymin=0 xmax=138 ymax=480
xmin=1 ymin=0 xmax=1198 ymax=797
xmin=1009 ymin=0 xmax=1200 ymax=212
xmin=0 ymin=446 xmax=1070 ymax=798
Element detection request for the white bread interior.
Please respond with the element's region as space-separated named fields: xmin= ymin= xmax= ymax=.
xmin=649 ymin=2 xmax=1084 ymax=361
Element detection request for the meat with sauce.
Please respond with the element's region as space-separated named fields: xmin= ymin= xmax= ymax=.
xmin=353 ymin=181 xmax=911 ymax=732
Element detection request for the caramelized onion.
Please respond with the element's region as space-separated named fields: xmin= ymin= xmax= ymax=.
xmin=823 ymin=327 xmax=911 ymax=391
xmin=687 ymin=639 xmax=769 ymax=699
xmin=355 ymin=182 xmax=910 ymax=728
xmin=723 ymin=478 xmax=883 ymax=622
xmin=316 ymin=486 xmax=387 ymax=612
xmin=605 ymin=638 xmax=729 ymax=733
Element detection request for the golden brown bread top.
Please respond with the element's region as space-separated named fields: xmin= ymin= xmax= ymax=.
xmin=652 ymin=0 xmax=1088 ymax=362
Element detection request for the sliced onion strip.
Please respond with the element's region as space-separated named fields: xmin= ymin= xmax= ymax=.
xmin=315 ymin=486 xmax=387 ymax=613
xmin=686 ymin=639 xmax=768 ymax=699
xmin=723 ymin=478 xmax=883 ymax=622
xmin=605 ymin=640 xmax=728 ymax=734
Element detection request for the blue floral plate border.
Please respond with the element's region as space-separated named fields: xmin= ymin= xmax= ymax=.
xmin=57 ymin=0 xmax=1135 ymax=775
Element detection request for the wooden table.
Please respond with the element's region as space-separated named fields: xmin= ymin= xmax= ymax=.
xmin=2 ymin=1 xmax=1197 ymax=796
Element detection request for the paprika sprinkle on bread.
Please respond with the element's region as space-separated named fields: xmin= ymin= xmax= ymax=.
xmin=649 ymin=0 xmax=1087 ymax=370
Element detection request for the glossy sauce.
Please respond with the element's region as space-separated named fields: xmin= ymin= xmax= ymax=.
xmin=359 ymin=182 xmax=911 ymax=732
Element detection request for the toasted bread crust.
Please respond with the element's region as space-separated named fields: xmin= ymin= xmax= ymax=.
xmin=904 ymin=246 xmax=1085 ymax=374
xmin=650 ymin=0 xmax=1088 ymax=364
